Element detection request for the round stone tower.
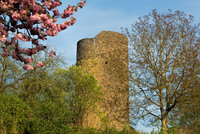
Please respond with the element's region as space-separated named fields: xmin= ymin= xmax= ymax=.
xmin=77 ymin=31 xmax=129 ymax=130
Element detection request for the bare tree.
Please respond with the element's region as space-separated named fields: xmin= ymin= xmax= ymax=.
xmin=123 ymin=9 xmax=200 ymax=133
xmin=173 ymin=76 xmax=200 ymax=133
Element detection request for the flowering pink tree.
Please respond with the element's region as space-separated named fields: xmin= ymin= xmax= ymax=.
xmin=0 ymin=0 xmax=85 ymax=70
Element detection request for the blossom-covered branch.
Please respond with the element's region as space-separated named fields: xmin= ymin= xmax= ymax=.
xmin=0 ymin=0 xmax=86 ymax=70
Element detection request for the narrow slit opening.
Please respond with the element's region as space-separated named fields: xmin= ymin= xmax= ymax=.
xmin=93 ymin=38 xmax=95 ymax=46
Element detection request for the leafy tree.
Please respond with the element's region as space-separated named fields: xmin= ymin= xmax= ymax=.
xmin=123 ymin=9 xmax=200 ymax=133
xmin=54 ymin=66 xmax=103 ymax=127
xmin=0 ymin=43 xmax=65 ymax=93
xmin=10 ymin=60 xmax=102 ymax=132
xmin=171 ymin=76 xmax=200 ymax=133
xmin=15 ymin=66 xmax=102 ymax=132
xmin=25 ymin=97 xmax=74 ymax=134
xmin=0 ymin=93 xmax=31 ymax=134
xmin=0 ymin=0 xmax=85 ymax=69
xmin=17 ymin=46 xmax=66 ymax=102
xmin=0 ymin=49 xmax=72 ymax=133
xmin=0 ymin=42 xmax=28 ymax=93
xmin=0 ymin=92 xmax=75 ymax=134
xmin=0 ymin=46 xmax=71 ymax=133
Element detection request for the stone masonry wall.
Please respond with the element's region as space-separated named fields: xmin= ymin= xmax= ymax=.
xmin=76 ymin=31 xmax=129 ymax=130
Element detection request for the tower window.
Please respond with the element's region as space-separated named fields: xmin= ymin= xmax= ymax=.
xmin=105 ymin=61 xmax=108 ymax=64
xmin=93 ymin=38 xmax=95 ymax=46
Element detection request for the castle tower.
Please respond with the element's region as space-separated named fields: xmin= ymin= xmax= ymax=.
xmin=76 ymin=31 xmax=129 ymax=130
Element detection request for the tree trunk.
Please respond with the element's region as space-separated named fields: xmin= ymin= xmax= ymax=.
xmin=161 ymin=116 xmax=169 ymax=134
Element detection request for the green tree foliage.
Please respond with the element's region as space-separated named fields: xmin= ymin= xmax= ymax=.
xmin=0 ymin=43 xmax=66 ymax=94
xmin=123 ymin=9 xmax=200 ymax=133
xmin=0 ymin=43 xmax=24 ymax=93
xmin=0 ymin=92 xmax=75 ymax=134
xmin=171 ymin=77 xmax=200 ymax=133
xmin=0 ymin=48 xmax=70 ymax=133
xmin=0 ymin=49 xmax=103 ymax=133
xmin=26 ymin=99 xmax=73 ymax=134
xmin=13 ymin=65 xmax=75 ymax=133
xmin=0 ymin=93 xmax=31 ymax=134
xmin=54 ymin=66 xmax=103 ymax=127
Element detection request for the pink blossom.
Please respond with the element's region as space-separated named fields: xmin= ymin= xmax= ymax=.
xmin=52 ymin=1 xmax=61 ymax=8
xmin=12 ymin=51 xmax=18 ymax=59
xmin=50 ymin=23 xmax=57 ymax=29
xmin=32 ymin=39 xmax=39 ymax=44
xmin=23 ymin=64 xmax=34 ymax=70
xmin=41 ymin=23 xmax=46 ymax=28
xmin=47 ymin=30 xmax=53 ymax=36
xmin=49 ymin=50 xmax=55 ymax=57
xmin=42 ymin=37 xmax=46 ymax=40
xmin=45 ymin=19 xmax=53 ymax=26
xmin=3 ymin=49 xmax=8 ymax=52
xmin=0 ymin=0 xmax=86 ymax=69
xmin=0 ymin=23 xmax=3 ymax=30
xmin=57 ymin=25 xmax=61 ymax=32
xmin=15 ymin=33 xmax=24 ymax=40
xmin=25 ymin=49 xmax=32 ymax=56
xmin=60 ymin=23 xmax=67 ymax=30
xmin=80 ymin=1 xmax=85 ymax=6
xmin=2 ymin=3 xmax=8 ymax=9
xmin=31 ymin=48 xmax=38 ymax=54
xmin=26 ymin=57 xmax=32 ymax=64
xmin=52 ymin=30 xmax=58 ymax=36
xmin=53 ymin=9 xmax=60 ymax=16
xmin=30 ymin=14 xmax=41 ymax=22
xmin=1 ymin=49 xmax=9 ymax=57
xmin=53 ymin=18 xmax=57 ymax=22
xmin=62 ymin=6 xmax=74 ymax=18
xmin=12 ymin=11 xmax=21 ymax=21
xmin=15 ymin=34 xmax=29 ymax=41
xmin=32 ymin=4 xmax=40 ymax=13
xmin=0 ymin=35 xmax=7 ymax=42
xmin=5 ymin=40 xmax=11 ymax=46
xmin=40 ymin=14 xmax=49 ymax=21
xmin=1 ymin=52 xmax=9 ymax=57
xmin=20 ymin=9 xmax=27 ymax=15
xmin=17 ymin=47 xmax=25 ymax=54
xmin=37 ymin=62 xmax=45 ymax=68
xmin=43 ymin=1 xmax=52 ymax=10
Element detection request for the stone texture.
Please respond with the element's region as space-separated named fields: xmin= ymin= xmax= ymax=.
xmin=76 ymin=31 xmax=129 ymax=130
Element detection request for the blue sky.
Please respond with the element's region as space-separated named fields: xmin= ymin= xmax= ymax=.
xmin=47 ymin=0 xmax=200 ymax=132
xmin=48 ymin=0 xmax=200 ymax=66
